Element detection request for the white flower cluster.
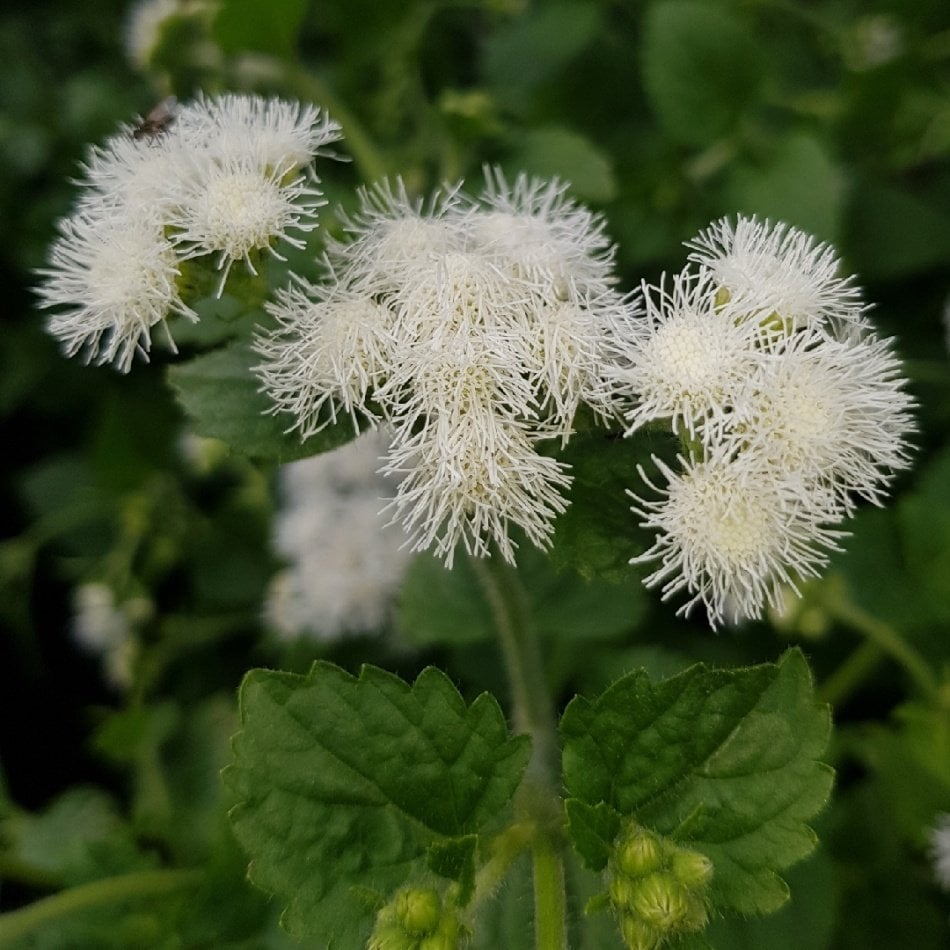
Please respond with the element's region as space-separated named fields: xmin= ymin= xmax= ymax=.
xmin=265 ymin=430 xmax=411 ymax=640
xmin=256 ymin=171 xmax=639 ymax=565
xmin=37 ymin=94 xmax=341 ymax=371
xmin=617 ymin=216 xmax=915 ymax=627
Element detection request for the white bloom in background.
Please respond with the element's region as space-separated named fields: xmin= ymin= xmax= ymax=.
xmin=71 ymin=583 xmax=149 ymax=690
xmin=723 ymin=327 xmax=915 ymax=507
xmin=615 ymin=268 xmax=762 ymax=439
xmin=930 ymin=813 xmax=950 ymax=891
xmin=38 ymin=93 xmax=340 ymax=370
xmin=37 ymin=207 xmax=196 ymax=371
xmin=630 ymin=452 xmax=847 ymax=628
xmin=124 ymin=0 xmax=179 ymax=69
xmin=265 ymin=430 xmax=411 ymax=640
xmin=256 ymin=170 xmax=637 ymax=565
xmin=686 ymin=216 xmax=868 ymax=339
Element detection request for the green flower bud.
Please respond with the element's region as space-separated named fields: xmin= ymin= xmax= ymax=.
xmin=616 ymin=827 xmax=664 ymax=878
xmin=629 ymin=872 xmax=690 ymax=930
xmin=670 ymin=849 xmax=713 ymax=888
xmin=608 ymin=872 xmax=637 ymax=909
xmin=395 ymin=888 xmax=442 ymax=935
xmin=619 ymin=914 xmax=662 ymax=950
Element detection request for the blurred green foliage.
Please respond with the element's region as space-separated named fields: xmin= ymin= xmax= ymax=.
xmin=1 ymin=0 xmax=949 ymax=946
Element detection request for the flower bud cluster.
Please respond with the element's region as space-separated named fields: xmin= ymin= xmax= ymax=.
xmin=37 ymin=94 xmax=340 ymax=370
xmin=256 ymin=170 xmax=640 ymax=565
xmin=616 ymin=216 xmax=915 ymax=627
xmin=367 ymin=886 xmax=466 ymax=950
xmin=606 ymin=822 xmax=712 ymax=950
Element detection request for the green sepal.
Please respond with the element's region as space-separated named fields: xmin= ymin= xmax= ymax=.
xmin=426 ymin=835 xmax=478 ymax=906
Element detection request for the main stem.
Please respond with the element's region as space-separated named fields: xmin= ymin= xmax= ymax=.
xmin=470 ymin=552 xmax=567 ymax=950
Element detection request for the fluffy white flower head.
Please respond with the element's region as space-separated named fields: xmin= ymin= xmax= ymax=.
xmin=38 ymin=208 xmax=196 ymax=371
xmin=686 ymin=215 xmax=867 ymax=338
xmin=723 ymin=327 xmax=915 ymax=507
xmin=617 ymin=268 xmax=761 ymax=439
xmin=167 ymin=150 xmax=324 ymax=292
xmin=256 ymin=169 xmax=639 ymax=565
xmin=630 ymin=452 xmax=847 ymax=628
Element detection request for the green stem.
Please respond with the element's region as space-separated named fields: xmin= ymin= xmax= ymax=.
xmin=469 ymin=552 xmax=567 ymax=950
xmin=817 ymin=582 xmax=938 ymax=704
xmin=283 ymin=66 xmax=390 ymax=185
xmin=0 ymin=869 xmax=203 ymax=948
xmin=468 ymin=554 xmax=557 ymax=785
xmin=532 ymin=834 xmax=568 ymax=950
xmin=818 ymin=641 xmax=883 ymax=708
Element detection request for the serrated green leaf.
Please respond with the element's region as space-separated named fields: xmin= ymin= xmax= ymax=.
xmin=212 ymin=0 xmax=308 ymax=57
xmin=564 ymin=799 xmax=621 ymax=872
xmin=560 ymin=649 xmax=833 ymax=917
xmin=166 ymin=342 xmax=357 ymax=462
xmin=226 ymin=663 xmax=531 ymax=944
xmin=641 ymin=1 xmax=766 ymax=146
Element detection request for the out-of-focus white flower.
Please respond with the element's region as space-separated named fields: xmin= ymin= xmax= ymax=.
xmin=124 ymin=0 xmax=179 ymax=69
xmin=265 ymin=430 xmax=411 ymax=640
xmin=37 ymin=207 xmax=196 ymax=371
xmin=256 ymin=169 xmax=637 ymax=565
xmin=685 ymin=216 xmax=868 ymax=339
xmin=38 ymin=93 xmax=341 ymax=370
xmin=630 ymin=452 xmax=847 ymax=628
xmin=930 ymin=813 xmax=950 ymax=891
xmin=71 ymin=583 xmax=149 ymax=689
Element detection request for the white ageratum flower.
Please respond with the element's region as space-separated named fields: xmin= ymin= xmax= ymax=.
xmin=615 ymin=268 xmax=764 ymax=439
xmin=686 ymin=215 xmax=868 ymax=339
xmin=722 ymin=326 xmax=915 ymax=507
xmin=124 ymin=0 xmax=179 ymax=69
xmin=630 ymin=452 xmax=847 ymax=628
xmin=622 ymin=217 xmax=915 ymax=627
xmin=257 ymin=279 xmax=396 ymax=437
xmin=383 ymin=412 xmax=571 ymax=566
xmin=38 ymin=93 xmax=340 ymax=370
xmin=473 ymin=167 xmax=616 ymax=293
xmin=165 ymin=145 xmax=325 ymax=293
xmin=37 ymin=207 xmax=196 ymax=371
xmin=256 ymin=170 xmax=636 ymax=564
xmin=930 ymin=813 xmax=950 ymax=891
xmin=265 ymin=430 xmax=411 ymax=640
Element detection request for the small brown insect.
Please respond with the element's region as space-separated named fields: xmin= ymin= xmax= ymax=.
xmin=131 ymin=96 xmax=179 ymax=141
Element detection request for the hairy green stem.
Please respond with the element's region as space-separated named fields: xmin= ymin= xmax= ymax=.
xmin=0 ymin=869 xmax=203 ymax=947
xmin=469 ymin=552 xmax=567 ymax=950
